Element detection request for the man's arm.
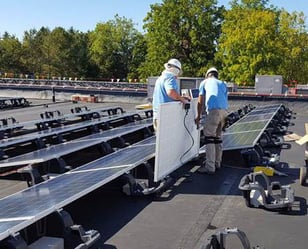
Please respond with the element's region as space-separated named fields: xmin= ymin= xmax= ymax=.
xmin=167 ymin=89 xmax=189 ymax=104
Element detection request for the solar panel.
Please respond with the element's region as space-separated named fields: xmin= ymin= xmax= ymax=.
xmin=248 ymin=109 xmax=277 ymax=115
xmin=224 ymin=120 xmax=268 ymax=133
xmin=222 ymin=104 xmax=281 ymax=151
xmin=0 ymin=111 xmax=142 ymax=150
xmin=254 ymin=104 xmax=281 ymax=110
xmin=223 ymin=130 xmax=262 ymax=150
xmin=237 ymin=113 xmax=274 ymax=123
xmin=0 ymin=123 xmax=24 ymax=132
xmin=0 ymin=97 xmax=24 ymax=101
xmin=19 ymin=106 xmax=123 ymax=130
xmin=0 ymin=135 xmax=156 ymax=241
xmin=0 ymin=118 xmax=153 ymax=168
xmin=155 ymin=99 xmax=200 ymax=182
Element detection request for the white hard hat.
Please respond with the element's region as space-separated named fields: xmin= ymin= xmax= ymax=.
xmin=164 ymin=58 xmax=182 ymax=71
xmin=206 ymin=67 xmax=218 ymax=77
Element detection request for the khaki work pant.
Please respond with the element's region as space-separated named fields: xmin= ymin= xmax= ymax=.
xmin=203 ymin=109 xmax=228 ymax=172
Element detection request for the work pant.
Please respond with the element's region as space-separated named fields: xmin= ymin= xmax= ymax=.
xmin=203 ymin=109 xmax=227 ymax=171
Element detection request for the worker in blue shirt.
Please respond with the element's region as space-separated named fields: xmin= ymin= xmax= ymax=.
xmin=152 ymin=58 xmax=189 ymax=131
xmin=195 ymin=67 xmax=228 ymax=174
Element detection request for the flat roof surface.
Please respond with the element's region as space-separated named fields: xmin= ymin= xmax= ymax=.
xmin=0 ymin=98 xmax=308 ymax=249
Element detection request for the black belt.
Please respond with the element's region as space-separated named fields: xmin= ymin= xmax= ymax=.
xmin=204 ymin=136 xmax=222 ymax=144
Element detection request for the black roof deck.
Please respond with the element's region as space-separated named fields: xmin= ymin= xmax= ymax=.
xmin=0 ymin=99 xmax=307 ymax=249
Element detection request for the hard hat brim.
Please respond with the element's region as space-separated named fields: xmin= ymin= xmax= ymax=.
xmin=164 ymin=63 xmax=181 ymax=71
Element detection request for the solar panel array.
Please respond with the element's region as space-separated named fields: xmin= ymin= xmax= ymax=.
xmin=0 ymin=102 xmax=157 ymax=245
xmin=0 ymin=111 xmax=143 ymax=150
xmin=0 ymin=135 xmax=156 ymax=241
xmin=222 ymin=104 xmax=281 ymax=151
xmin=0 ymin=118 xmax=153 ymax=168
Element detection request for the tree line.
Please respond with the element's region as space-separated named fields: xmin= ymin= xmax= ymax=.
xmin=0 ymin=0 xmax=307 ymax=85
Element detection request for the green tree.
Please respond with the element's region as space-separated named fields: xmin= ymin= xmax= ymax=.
xmin=216 ymin=0 xmax=279 ymax=84
xmin=216 ymin=0 xmax=307 ymax=85
xmin=89 ymin=15 xmax=141 ymax=80
xmin=0 ymin=32 xmax=23 ymax=75
xmin=19 ymin=26 xmax=94 ymax=79
xmin=64 ymin=28 xmax=91 ymax=78
xmin=43 ymin=27 xmax=72 ymax=78
xmin=277 ymin=11 xmax=308 ymax=84
xmin=21 ymin=28 xmax=49 ymax=78
xmin=229 ymin=0 xmax=269 ymax=9
xmin=129 ymin=33 xmax=147 ymax=81
xmin=140 ymin=0 xmax=224 ymax=78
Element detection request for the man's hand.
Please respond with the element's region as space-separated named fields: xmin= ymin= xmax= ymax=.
xmin=195 ymin=116 xmax=200 ymax=129
xmin=180 ymin=95 xmax=190 ymax=104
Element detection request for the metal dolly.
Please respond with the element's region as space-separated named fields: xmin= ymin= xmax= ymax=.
xmin=201 ymin=227 xmax=263 ymax=249
xmin=238 ymin=172 xmax=294 ymax=211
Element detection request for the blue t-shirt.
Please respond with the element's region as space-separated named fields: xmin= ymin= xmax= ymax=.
xmin=152 ymin=71 xmax=179 ymax=119
xmin=199 ymin=78 xmax=228 ymax=112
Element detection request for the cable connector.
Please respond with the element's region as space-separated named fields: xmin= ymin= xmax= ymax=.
xmin=184 ymin=103 xmax=190 ymax=110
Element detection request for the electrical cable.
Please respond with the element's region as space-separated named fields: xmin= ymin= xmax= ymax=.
xmin=180 ymin=107 xmax=195 ymax=165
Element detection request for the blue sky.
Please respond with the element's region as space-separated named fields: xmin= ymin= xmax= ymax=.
xmin=1 ymin=0 xmax=307 ymax=41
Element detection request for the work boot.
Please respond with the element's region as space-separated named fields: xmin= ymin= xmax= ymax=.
xmin=215 ymin=162 xmax=221 ymax=171
xmin=197 ymin=166 xmax=215 ymax=175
